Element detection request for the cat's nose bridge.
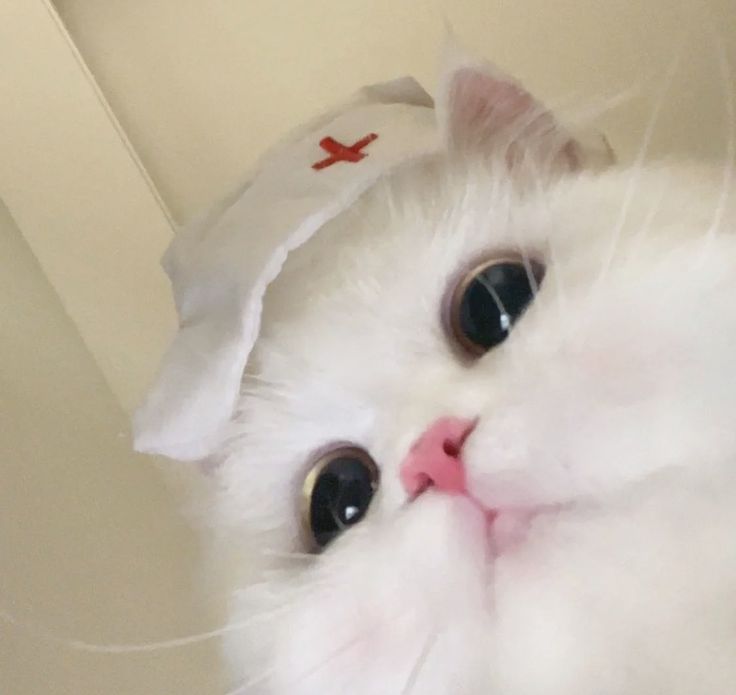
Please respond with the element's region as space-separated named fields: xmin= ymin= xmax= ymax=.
xmin=400 ymin=417 xmax=477 ymax=497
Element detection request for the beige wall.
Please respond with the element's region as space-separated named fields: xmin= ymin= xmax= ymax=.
xmin=56 ymin=0 xmax=736 ymax=224
xmin=0 ymin=0 xmax=177 ymax=414
xmin=0 ymin=198 xmax=221 ymax=693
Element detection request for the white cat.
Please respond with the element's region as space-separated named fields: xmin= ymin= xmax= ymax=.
xmin=147 ymin=56 xmax=736 ymax=694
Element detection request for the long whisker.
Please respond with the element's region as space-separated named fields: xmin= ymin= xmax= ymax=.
xmin=231 ymin=567 xmax=419 ymax=695
xmin=698 ymin=33 xmax=735 ymax=264
xmin=222 ymin=673 xmax=273 ymax=695
xmin=625 ymin=172 xmax=670 ymax=261
xmin=222 ymin=679 xmax=253 ymax=695
xmin=0 ymin=604 xmax=274 ymax=655
xmin=241 ymin=372 xmax=287 ymax=387
xmin=573 ymin=51 xmax=682 ymax=351
xmin=400 ymin=629 xmax=439 ymax=695
xmin=592 ymin=51 xmax=681 ymax=291
xmin=227 ymin=632 xmax=367 ymax=695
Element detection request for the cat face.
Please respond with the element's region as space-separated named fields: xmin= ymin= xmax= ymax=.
xmin=212 ymin=64 xmax=736 ymax=695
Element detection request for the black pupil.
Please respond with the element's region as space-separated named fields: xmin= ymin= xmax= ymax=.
xmin=458 ymin=261 xmax=539 ymax=352
xmin=310 ymin=456 xmax=375 ymax=548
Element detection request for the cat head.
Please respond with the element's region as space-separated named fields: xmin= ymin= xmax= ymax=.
xmin=187 ymin=57 xmax=736 ymax=694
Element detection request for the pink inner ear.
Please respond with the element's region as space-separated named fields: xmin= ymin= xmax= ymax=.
xmin=450 ymin=68 xmax=536 ymax=136
xmin=445 ymin=65 xmax=581 ymax=171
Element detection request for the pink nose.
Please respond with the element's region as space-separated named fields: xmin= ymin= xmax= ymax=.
xmin=400 ymin=417 xmax=477 ymax=498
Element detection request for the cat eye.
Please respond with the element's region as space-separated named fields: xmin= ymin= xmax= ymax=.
xmin=302 ymin=446 xmax=380 ymax=551
xmin=447 ymin=256 xmax=544 ymax=356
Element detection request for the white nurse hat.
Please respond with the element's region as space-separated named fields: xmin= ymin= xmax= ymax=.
xmin=132 ymin=49 xmax=612 ymax=463
xmin=133 ymin=76 xmax=441 ymax=461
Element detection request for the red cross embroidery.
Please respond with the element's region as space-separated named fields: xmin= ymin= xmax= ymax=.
xmin=312 ymin=132 xmax=378 ymax=170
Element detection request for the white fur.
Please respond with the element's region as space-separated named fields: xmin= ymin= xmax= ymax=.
xmin=200 ymin=71 xmax=736 ymax=693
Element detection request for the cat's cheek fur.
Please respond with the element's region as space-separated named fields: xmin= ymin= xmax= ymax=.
xmin=462 ymin=231 xmax=736 ymax=512
xmin=491 ymin=475 xmax=736 ymax=694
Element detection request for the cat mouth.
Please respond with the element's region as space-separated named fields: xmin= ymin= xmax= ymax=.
xmin=411 ymin=474 xmax=558 ymax=557
xmin=467 ymin=497 xmax=560 ymax=556
xmin=487 ymin=507 xmax=542 ymax=554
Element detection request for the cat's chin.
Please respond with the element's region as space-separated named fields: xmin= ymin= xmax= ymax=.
xmin=260 ymin=496 xmax=558 ymax=694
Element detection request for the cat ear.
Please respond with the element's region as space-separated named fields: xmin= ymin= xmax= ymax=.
xmin=436 ymin=48 xmax=613 ymax=173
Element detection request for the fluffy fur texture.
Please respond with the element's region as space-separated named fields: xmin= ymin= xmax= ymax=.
xmin=203 ymin=60 xmax=736 ymax=694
